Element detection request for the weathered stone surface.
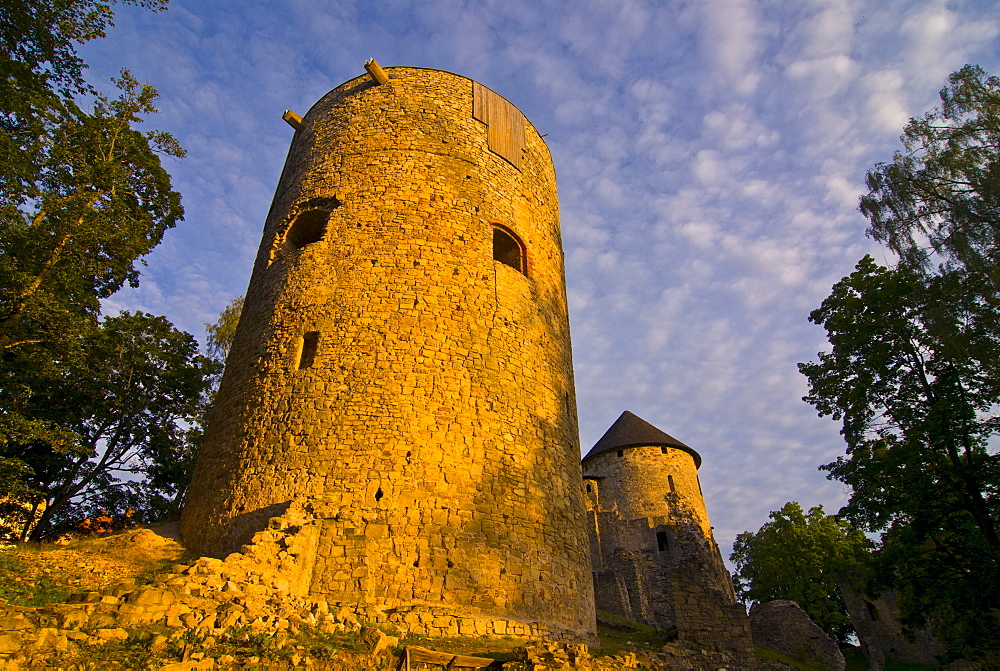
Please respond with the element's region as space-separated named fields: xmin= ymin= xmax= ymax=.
xmin=582 ymin=413 xmax=754 ymax=663
xmin=181 ymin=65 xmax=594 ymax=641
xmin=750 ymin=600 xmax=845 ymax=671
xmin=359 ymin=625 xmax=397 ymax=655
xmin=0 ymin=632 xmax=22 ymax=654
xmin=95 ymin=627 xmax=129 ymax=641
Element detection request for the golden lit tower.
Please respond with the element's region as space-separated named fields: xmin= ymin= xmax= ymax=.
xmin=181 ymin=65 xmax=595 ymax=639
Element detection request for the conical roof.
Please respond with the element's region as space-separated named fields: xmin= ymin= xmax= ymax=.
xmin=582 ymin=410 xmax=702 ymax=468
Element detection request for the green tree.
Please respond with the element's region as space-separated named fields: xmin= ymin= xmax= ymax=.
xmin=861 ymin=65 xmax=1000 ymax=288
xmin=0 ymin=70 xmax=184 ymax=352
xmin=0 ymin=0 xmax=185 ymax=524
xmin=1 ymin=0 xmax=181 ymax=355
xmin=2 ymin=312 xmax=217 ymax=541
xmin=205 ymin=295 xmax=243 ymax=363
xmin=800 ymin=256 xmax=1000 ymax=662
xmin=731 ymin=501 xmax=870 ymax=644
xmin=1 ymin=0 xmax=168 ymax=211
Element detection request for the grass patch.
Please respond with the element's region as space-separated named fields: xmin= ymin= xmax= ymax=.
xmin=842 ymin=645 xmax=868 ymax=671
xmin=0 ymin=549 xmax=73 ymax=606
xmin=885 ymin=661 xmax=938 ymax=671
xmin=753 ymin=645 xmax=827 ymax=670
xmin=594 ymin=610 xmax=674 ymax=656
xmin=41 ymin=623 xmax=380 ymax=669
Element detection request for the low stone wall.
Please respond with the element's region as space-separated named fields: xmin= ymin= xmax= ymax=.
xmin=749 ymin=600 xmax=845 ymax=671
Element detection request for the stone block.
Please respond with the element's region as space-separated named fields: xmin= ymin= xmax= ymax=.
xmin=95 ymin=628 xmax=129 ymax=641
xmin=0 ymin=632 xmax=22 ymax=654
xmin=750 ymin=600 xmax=845 ymax=671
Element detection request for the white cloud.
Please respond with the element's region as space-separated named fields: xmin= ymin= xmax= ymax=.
xmin=698 ymin=0 xmax=764 ymax=95
xmin=860 ymin=69 xmax=911 ymax=135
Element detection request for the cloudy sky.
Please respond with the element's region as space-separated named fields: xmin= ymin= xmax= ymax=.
xmin=80 ymin=0 xmax=999 ymax=558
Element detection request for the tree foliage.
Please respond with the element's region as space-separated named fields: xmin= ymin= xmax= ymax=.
xmin=800 ymin=256 xmax=1000 ymax=661
xmin=1 ymin=312 xmax=217 ymax=540
xmin=801 ymin=65 xmax=1000 ymax=663
xmin=0 ymin=1 xmax=200 ymax=538
xmin=861 ymin=65 xmax=1000 ymax=288
xmin=0 ymin=71 xmax=184 ymax=353
xmin=731 ymin=502 xmax=870 ymax=644
xmin=1 ymin=0 xmax=181 ymax=354
xmin=1 ymin=0 xmax=168 ymax=207
xmin=205 ymin=295 xmax=243 ymax=363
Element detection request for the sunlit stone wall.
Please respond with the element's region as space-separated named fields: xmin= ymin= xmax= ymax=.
xmin=181 ymin=67 xmax=595 ymax=639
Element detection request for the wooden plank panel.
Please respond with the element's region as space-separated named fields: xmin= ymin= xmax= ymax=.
xmin=404 ymin=646 xmax=499 ymax=668
xmin=472 ymin=81 xmax=491 ymax=124
xmin=473 ymin=82 xmax=524 ymax=170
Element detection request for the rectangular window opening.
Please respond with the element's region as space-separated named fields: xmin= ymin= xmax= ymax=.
xmin=657 ymin=531 xmax=669 ymax=553
xmin=668 ymin=475 xmax=675 ymax=493
xmin=298 ymin=331 xmax=320 ymax=369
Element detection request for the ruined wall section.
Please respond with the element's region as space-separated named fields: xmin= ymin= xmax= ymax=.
xmin=839 ymin=581 xmax=940 ymax=668
xmin=582 ymin=441 xmax=752 ymax=660
xmin=182 ymin=67 xmax=594 ymax=638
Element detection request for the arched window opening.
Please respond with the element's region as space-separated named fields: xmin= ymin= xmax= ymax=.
xmin=493 ymin=225 xmax=526 ymax=275
xmin=285 ymin=210 xmax=328 ymax=250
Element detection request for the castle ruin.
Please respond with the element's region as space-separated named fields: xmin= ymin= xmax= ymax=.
xmin=583 ymin=411 xmax=752 ymax=656
xmin=181 ymin=64 xmax=750 ymax=655
xmin=181 ymin=65 xmax=594 ymax=639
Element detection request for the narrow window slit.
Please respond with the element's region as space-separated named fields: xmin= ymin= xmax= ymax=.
xmin=657 ymin=531 xmax=669 ymax=553
xmin=298 ymin=331 xmax=320 ymax=369
xmin=668 ymin=475 xmax=675 ymax=493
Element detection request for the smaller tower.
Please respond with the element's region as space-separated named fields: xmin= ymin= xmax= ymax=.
xmin=582 ymin=411 xmax=752 ymax=659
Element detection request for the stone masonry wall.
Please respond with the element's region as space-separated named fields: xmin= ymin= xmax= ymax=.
xmin=584 ymin=446 xmax=711 ymax=536
xmin=839 ymin=579 xmax=941 ymax=668
xmin=181 ymin=67 xmax=594 ymax=638
xmin=582 ymin=446 xmax=753 ymax=661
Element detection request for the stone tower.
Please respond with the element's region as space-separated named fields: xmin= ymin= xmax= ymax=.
xmin=582 ymin=411 xmax=752 ymax=657
xmin=181 ymin=65 xmax=595 ymax=639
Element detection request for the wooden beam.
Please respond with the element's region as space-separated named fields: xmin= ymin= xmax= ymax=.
xmin=282 ymin=110 xmax=303 ymax=130
xmin=365 ymin=58 xmax=391 ymax=85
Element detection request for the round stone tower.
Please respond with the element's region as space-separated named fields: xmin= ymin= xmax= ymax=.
xmin=581 ymin=410 xmax=710 ymax=536
xmin=181 ymin=65 xmax=595 ymax=638
xmin=582 ymin=411 xmax=752 ymax=659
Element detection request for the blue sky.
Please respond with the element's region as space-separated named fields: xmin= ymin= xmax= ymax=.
xmin=80 ymin=0 xmax=999 ymax=558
